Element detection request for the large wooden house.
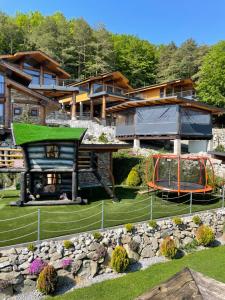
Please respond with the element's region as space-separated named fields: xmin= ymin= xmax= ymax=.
xmin=0 ymin=51 xmax=78 ymax=139
xmin=59 ymin=71 xmax=137 ymax=125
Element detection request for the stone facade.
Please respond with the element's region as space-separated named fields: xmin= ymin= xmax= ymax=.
xmin=11 ymin=89 xmax=44 ymax=125
xmin=0 ymin=209 xmax=225 ymax=297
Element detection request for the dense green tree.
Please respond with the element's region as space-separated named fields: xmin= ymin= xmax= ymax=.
xmin=0 ymin=12 xmax=25 ymax=54
xmin=197 ymin=41 xmax=225 ymax=106
xmin=112 ymin=34 xmax=157 ymax=87
xmin=156 ymin=39 xmax=209 ymax=83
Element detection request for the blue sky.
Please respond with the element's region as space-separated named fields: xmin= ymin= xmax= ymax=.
xmin=0 ymin=0 xmax=224 ymax=45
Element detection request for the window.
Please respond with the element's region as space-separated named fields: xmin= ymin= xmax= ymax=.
xmin=0 ymin=104 xmax=4 ymax=125
xmin=46 ymin=173 xmax=61 ymax=185
xmin=46 ymin=145 xmax=60 ymax=159
xmin=14 ymin=107 xmax=22 ymax=116
xmin=23 ymin=68 xmax=40 ymax=85
xmin=160 ymin=88 xmax=164 ymax=98
xmin=30 ymin=108 xmax=39 ymax=117
xmin=44 ymin=73 xmax=56 ymax=85
xmin=0 ymin=73 xmax=4 ymax=95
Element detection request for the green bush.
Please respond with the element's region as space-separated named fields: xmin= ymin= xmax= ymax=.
xmin=63 ymin=240 xmax=74 ymax=249
xmin=192 ymin=215 xmax=202 ymax=225
xmin=27 ymin=243 xmax=36 ymax=252
xmin=98 ymin=133 xmax=108 ymax=143
xmin=126 ymin=167 xmax=141 ymax=187
xmin=125 ymin=223 xmax=134 ymax=233
xmin=160 ymin=236 xmax=177 ymax=259
xmin=172 ymin=217 xmax=183 ymax=226
xmin=111 ymin=246 xmax=129 ymax=273
xmin=183 ymin=239 xmax=198 ymax=252
xmin=36 ymin=265 xmax=57 ymax=295
xmin=93 ymin=231 xmax=102 ymax=241
xmin=196 ymin=225 xmax=215 ymax=246
xmin=148 ymin=220 xmax=157 ymax=229
xmin=215 ymin=144 xmax=225 ymax=152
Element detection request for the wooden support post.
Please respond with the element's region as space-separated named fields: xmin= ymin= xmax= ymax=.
xmin=72 ymin=142 xmax=79 ymax=201
xmin=20 ymin=171 xmax=27 ymax=206
xmin=90 ymin=99 xmax=94 ymax=120
xmin=40 ymin=65 xmax=44 ymax=85
xmin=4 ymin=85 xmax=11 ymax=129
xmin=40 ymin=106 xmax=46 ymax=125
xmin=101 ymin=95 xmax=106 ymax=121
xmin=71 ymin=92 xmax=77 ymax=120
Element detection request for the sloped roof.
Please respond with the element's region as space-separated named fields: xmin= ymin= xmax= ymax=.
xmin=0 ymin=60 xmax=32 ymax=82
xmin=136 ymin=267 xmax=225 ymax=300
xmin=0 ymin=50 xmax=70 ymax=79
xmin=12 ymin=123 xmax=87 ymax=145
xmin=106 ymin=96 xmax=224 ymax=115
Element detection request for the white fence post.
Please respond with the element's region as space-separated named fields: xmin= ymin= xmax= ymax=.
xmin=189 ymin=192 xmax=192 ymax=214
xmin=37 ymin=209 xmax=40 ymax=248
xmin=222 ymin=186 xmax=225 ymax=209
xmin=150 ymin=194 xmax=153 ymax=220
xmin=101 ymin=200 xmax=104 ymax=230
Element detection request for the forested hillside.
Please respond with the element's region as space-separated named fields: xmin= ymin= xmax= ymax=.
xmin=0 ymin=11 xmax=224 ymax=106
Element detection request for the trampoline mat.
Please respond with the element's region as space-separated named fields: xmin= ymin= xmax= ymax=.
xmin=155 ymin=180 xmax=206 ymax=191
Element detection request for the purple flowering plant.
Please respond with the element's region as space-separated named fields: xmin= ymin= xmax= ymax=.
xmin=61 ymin=258 xmax=73 ymax=270
xmin=28 ymin=258 xmax=47 ymax=275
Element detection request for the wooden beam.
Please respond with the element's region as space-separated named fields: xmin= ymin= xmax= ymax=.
xmin=71 ymin=92 xmax=77 ymax=120
xmin=101 ymin=95 xmax=106 ymax=120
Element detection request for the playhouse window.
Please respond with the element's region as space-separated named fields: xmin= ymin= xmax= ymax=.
xmin=46 ymin=145 xmax=60 ymax=158
xmin=46 ymin=173 xmax=61 ymax=185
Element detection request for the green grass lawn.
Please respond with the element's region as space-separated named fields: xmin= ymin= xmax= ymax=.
xmin=0 ymin=187 xmax=222 ymax=247
xmin=47 ymin=245 xmax=225 ymax=300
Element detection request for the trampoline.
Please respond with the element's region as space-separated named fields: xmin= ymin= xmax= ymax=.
xmin=146 ymin=154 xmax=214 ymax=194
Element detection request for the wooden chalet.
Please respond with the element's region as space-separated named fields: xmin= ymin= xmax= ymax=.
xmin=106 ymin=96 xmax=224 ymax=153
xmin=0 ymin=51 xmax=78 ymax=138
xmin=128 ymin=78 xmax=195 ymax=100
xmin=59 ymin=71 xmax=136 ymax=124
xmin=11 ymin=123 xmax=128 ymax=205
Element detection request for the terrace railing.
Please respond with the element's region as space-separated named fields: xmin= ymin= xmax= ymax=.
xmin=165 ymin=90 xmax=196 ymax=100
xmin=91 ymin=83 xmax=129 ymax=97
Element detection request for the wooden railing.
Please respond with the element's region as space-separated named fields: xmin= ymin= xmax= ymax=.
xmin=0 ymin=148 xmax=23 ymax=168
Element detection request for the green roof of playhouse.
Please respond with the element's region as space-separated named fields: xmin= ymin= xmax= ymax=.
xmin=12 ymin=123 xmax=87 ymax=145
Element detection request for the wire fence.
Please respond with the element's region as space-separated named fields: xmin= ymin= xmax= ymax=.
xmin=0 ymin=188 xmax=224 ymax=247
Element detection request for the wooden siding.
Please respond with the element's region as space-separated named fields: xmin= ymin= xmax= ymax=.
xmin=27 ymin=143 xmax=76 ymax=170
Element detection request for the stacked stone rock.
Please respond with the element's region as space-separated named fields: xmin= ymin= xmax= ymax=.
xmin=0 ymin=210 xmax=225 ymax=298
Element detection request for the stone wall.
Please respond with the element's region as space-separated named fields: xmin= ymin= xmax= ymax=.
xmin=213 ymin=128 xmax=225 ymax=149
xmin=0 ymin=209 xmax=225 ymax=297
xmin=11 ymin=89 xmax=44 ymax=124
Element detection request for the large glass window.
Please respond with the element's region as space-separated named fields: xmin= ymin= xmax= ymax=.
xmin=0 ymin=104 xmax=4 ymax=125
xmin=0 ymin=73 xmax=5 ymax=95
xmin=23 ymin=68 xmax=40 ymax=85
xmin=44 ymin=73 xmax=56 ymax=85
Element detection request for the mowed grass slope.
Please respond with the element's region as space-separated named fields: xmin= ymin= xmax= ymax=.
xmin=48 ymin=246 xmax=225 ymax=300
xmin=0 ymin=187 xmax=222 ymax=247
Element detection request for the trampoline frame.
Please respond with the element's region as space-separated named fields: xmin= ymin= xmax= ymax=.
xmin=146 ymin=154 xmax=215 ymax=194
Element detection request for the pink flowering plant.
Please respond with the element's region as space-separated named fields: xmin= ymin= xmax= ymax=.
xmin=61 ymin=258 xmax=73 ymax=270
xmin=28 ymin=258 xmax=47 ymax=275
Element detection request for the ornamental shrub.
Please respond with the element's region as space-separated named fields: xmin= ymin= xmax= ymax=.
xmin=63 ymin=240 xmax=74 ymax=249
xmin=160 ymin=236 xmax=177 ymax=259
xmin=126 ymin=167 xmax=141 ymax=187
xmin=125 ymin=223 xmax=134 ymax=233
xmin=192 ymin=215 xmax=202 ymax=225
xmin=98 ymin=133 xmax=108 ymax=143
xmin=196 ymin=225 xmax=215 ymax=246
xmin=61 ymin=258 xmax=73 ymax=270
xmin=37 ymin=265 xmax=58 ymax=295
xmin=111 ymin=246 xmax=129 ymax=273
xmin=29 ymin=258 xmax=47 ymax=275
xmin=148 ymin=220 xmax=157 ymax=229
xmin=172 ymin=216 xmax=183 ymax=226
xmin=27 ymin=243 xmax=36 ymax=252
xmin=93 ymin=231 xmax=102 ymax=241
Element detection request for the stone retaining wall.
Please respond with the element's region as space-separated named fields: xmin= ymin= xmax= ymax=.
xmin=1 ymin=209 xmax=225 ymax=298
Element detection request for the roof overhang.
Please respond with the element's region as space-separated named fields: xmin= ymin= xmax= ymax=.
xmin=0 ymin=51 xmax=70 ymax=79
xmin=0 ymin=60 xmax=32 ymax=82
xmin=106 ymin=96 xmax=225 ymax=115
